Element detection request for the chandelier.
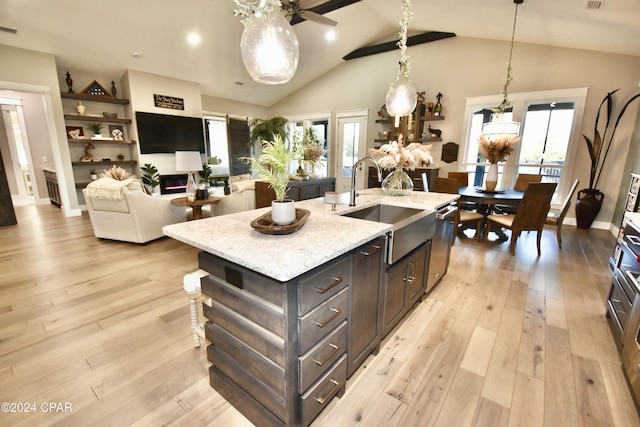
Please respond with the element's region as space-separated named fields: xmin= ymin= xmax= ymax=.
xmin=234 ymin=0 xmax=299 ymax=85
xmin=482 ymin=0 xmax=524 ymax=139
xmin=385 ymin=0 xmax=417 ymax=125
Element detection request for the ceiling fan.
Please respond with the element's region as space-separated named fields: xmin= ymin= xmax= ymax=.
xmin=281 ymin=0 xmax=361 ymax=27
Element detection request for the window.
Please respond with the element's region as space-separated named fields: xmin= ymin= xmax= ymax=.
xmin=288 ymin=119 xmax=329 ymax=178
xmin=204 ymin=116 xmax=231 ymax=175
xmin=462 ymin=88 xmax=588 ymax=203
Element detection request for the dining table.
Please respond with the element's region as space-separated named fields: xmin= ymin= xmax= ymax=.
xmin=457 ymin=185 xmax=526 ymax=240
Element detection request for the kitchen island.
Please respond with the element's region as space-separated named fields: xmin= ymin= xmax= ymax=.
xmin=163 ymin=188 xmax=457 ymax=427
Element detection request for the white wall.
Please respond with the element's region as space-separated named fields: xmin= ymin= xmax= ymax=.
xmin=269 ymin=36 xmax=640 ymax=228
xmin=0 ymin=44 xmax=79 ymax=216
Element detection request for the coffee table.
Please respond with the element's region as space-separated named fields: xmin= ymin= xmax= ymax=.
xmin=171 ymin=196 xmax=221 ymax=220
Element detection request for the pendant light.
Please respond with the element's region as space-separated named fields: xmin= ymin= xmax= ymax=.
xmin=385 ymin=0 xmax=417 ymax=124
xmin=234 ymin=0 xmax=299 ymax=85
xmin=482 ymin=0 xmax=524 ymax=139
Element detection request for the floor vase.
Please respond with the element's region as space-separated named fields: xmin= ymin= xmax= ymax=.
xmin=575 ymin=189 xmax=604 ymax=229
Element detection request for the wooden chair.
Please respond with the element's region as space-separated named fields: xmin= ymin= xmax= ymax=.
xmin=447 ymin=171 xmax=469 ymax=187
xmin=448 ymin=171 xmax=478 ymax=211
xmin=434 ymin=177 xmax=483 ymax=243
xmin=514 ymin=174 xmax=542 ymax=191
xmin=484 ymin=182 xmax=557 ymax=256
xmin=545 ymin=179 xmax=579 ymax=248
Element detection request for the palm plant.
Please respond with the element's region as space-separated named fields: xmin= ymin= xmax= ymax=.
xmin=584 ymin=89 xmax=640 ymax=189
xmin=242 ymin=134 xmax=295 ymax=202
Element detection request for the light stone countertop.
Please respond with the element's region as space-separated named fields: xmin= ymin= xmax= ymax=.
xmin=163 ymin=188 xmax=458 ymax=282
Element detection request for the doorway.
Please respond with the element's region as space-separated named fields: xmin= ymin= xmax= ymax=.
xmin=0 ymin=100 xmax=36 ymax=206
xmin=335 ymin=112 xmax=367 ymax=193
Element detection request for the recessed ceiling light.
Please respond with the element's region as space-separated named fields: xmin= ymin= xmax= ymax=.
xmin=325 ymin=29 xmax=336 ymax=42
xmin=187 ymin=32 xmax=201 ymax=46
xmin=132 ymin=52 xmax=142 ymax=58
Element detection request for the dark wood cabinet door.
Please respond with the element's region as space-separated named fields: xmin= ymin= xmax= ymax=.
xmin=348 ymin=237 xmax=384 ymax=376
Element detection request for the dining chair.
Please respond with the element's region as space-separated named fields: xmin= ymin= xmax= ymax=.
xmin=494 ymin=173 xmax=543 ymax=214
xmin=514 ymin=174 xmax=543 ymax=191
xmin=545 ymin=178 xmax=579 ymax=248
xmin=434 ymin=177 xmax=483 ymax=243
xmin=484 ymin=182 xmax=557 ymax=256
xmin=448 ymin=171 xmax=479 ymax=211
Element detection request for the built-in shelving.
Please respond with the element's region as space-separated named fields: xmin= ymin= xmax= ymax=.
xmin=68 ymin=138 xmax=135 ymax=145
xmin=61 ymin=92 xmax=129 ymax=105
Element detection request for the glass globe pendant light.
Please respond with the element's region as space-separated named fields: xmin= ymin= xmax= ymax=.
xmin=237 ymin=0 xmax=299 ymax=85
xmin=385 ymin=0 xmax=417 ymax=123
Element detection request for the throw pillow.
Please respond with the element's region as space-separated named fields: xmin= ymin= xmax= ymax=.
xmin=229 ymin=174 xmax=251 ymax=184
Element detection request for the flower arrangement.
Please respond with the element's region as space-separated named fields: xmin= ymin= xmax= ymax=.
xmin=368 ymin=135 xmax=433 ymax=171
xmin=478 ymin=134 xmax=519 ymax=164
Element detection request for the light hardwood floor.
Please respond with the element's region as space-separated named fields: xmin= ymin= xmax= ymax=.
xmin=0 ymin=204 xmax=638 ymax=426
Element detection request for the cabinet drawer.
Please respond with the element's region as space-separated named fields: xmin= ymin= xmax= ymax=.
xmin=610 ymin=276 xmax=632 ymax=334
xmin=298 ymin=257 xmax=350 ymax=316
xmin=299 ymin=321 xmax=347 ymax=393
xmin=299 ymin=288 xmax=348 ymax=354
xmin=300 ymin=354 xmax=347 ymax=427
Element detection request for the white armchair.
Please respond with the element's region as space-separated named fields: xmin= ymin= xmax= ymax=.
xmin=83 ymin=180 xmax=186 ymax=244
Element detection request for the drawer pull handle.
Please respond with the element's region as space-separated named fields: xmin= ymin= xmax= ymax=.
xmin=313 ymin=344 xmax=339 ymax=366
xmin=315 ymin=308 xmax=341 ymax=328
xmin=317 ymin=277 xmax=342 ymax=294
xmin=314 ymin=379 xmax=340 ymax=405
xmin=360 ymin=245 xmax=382 ymax=257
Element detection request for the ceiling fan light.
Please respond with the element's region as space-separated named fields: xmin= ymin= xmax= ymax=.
xmin=240 ymin=10 xmax=299 ymax=85
xmin=385 ymin=74 xmax=417 ymax=118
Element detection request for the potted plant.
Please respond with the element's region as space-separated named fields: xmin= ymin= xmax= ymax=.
xmin=141 ymin=163 xmax=160 ymax=194
xmin=200 ymin=163 xmax=213 ymax=186
xmin=577 ymin=89 xmax=640 ymax=229
xmin=88 ymin=122 xmax=103 ymax=139
xmin=249 ymin=116 xmax=289 ymax=153
xmin=89 ymin=168 xmax=97 ymax=181
xmin=243 ymin=134 xmax=296 ymax=225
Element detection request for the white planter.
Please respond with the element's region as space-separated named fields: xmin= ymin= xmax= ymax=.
xmin=271 ymin=199 xmax=296 ymax=225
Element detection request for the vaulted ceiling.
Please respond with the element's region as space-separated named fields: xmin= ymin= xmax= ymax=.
xmin=1 ymin=0 xmax=639 ymax=107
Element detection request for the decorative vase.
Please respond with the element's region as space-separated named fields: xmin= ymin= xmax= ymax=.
xmin=485 ymin=163 xmax=499 ymax=192
xmin=271 ymin=199 xmax=296 ymax=225
xmin=382 ymin=168 xmax=414 ymax=196
xmin=575 ymin=189 xmax=604 ymax=229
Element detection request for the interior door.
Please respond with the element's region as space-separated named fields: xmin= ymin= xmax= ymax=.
xmin=335 ymin=114 xmax=367 ymax=193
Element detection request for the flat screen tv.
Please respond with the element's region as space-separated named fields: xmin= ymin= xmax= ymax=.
xmin=135 ymin=111 xmax=206 ymax=154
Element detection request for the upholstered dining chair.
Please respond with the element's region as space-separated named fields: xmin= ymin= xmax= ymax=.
xmin=484 ymin=182 xmax=557 ymax=256
xmin=434 ymin=177 xmax=484 ymax=243
xmin=545 ymin=179 xmax=579 ymax=248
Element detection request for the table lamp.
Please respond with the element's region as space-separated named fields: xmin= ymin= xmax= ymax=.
xmin=175 ymin=151 xmax=202 ymax=201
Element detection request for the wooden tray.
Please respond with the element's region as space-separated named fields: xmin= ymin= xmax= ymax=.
xmin=250 ymin=208 xmax=310 ymax=235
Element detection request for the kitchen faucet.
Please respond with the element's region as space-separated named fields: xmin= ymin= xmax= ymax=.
xmin=350 ymin=156 xmax=382 ymax=206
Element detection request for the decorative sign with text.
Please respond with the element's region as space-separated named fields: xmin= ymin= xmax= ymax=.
xmin=441 ymin=142 xmax=459 ymax=163
xmin=153 ymin=94 xmax=184 ymax=110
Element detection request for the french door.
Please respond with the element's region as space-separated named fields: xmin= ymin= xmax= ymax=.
xmin=335 ymin=112 xmax=367 ymax=193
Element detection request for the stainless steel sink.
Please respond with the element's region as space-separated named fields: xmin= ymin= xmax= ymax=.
xmin=341 ymin=204 xmax=435 ymax=264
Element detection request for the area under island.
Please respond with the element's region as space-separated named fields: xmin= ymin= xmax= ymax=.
xmin=163 ymin=188 xmax=458 ymax=427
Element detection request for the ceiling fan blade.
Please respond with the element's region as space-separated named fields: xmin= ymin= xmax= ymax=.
xmin=297 ymin=0 xmax=329 ymax=9
xmin=298 ymin=10 xmax=337 ymax=26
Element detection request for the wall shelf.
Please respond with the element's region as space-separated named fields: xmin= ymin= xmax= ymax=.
xmin=72 ymin=160 xmax=137 ymax=166
xmin=61 ymin=92 xmax=129 ymax=105
xmin=64 ymin=114 xmax=131 ymax=124
xmin=68 ymin=138 xmax=136 ymax=145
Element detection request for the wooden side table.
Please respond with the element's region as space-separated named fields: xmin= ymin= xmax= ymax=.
xmin=171 ymin=196 xmax=221 ymax=220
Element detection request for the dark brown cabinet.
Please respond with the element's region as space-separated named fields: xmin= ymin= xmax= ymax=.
xmin=382 ymin=241 xmax=430 ymax=338
xmin=348 ymin=236 xmax=385 ymax=377
xmin=43 ymin=169 xmax=61 ymax=206
xmin=197 ymin=235 xmax=385 ymax=427
xmin=255 ymin=177 xmax=336 ymax=208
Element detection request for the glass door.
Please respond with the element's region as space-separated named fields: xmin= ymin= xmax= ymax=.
xmin=335 ymin=114 xmax=367 ymax=193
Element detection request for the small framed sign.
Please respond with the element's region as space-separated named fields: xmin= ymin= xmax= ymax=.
xmin=441 ymin=142 xmax=459 ymax=163
xmin=154 ymin=94 xmax=184 ymax=110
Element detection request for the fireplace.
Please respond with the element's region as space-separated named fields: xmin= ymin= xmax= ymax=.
xmin=160 ymin=174 xmax=188 ymax=195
